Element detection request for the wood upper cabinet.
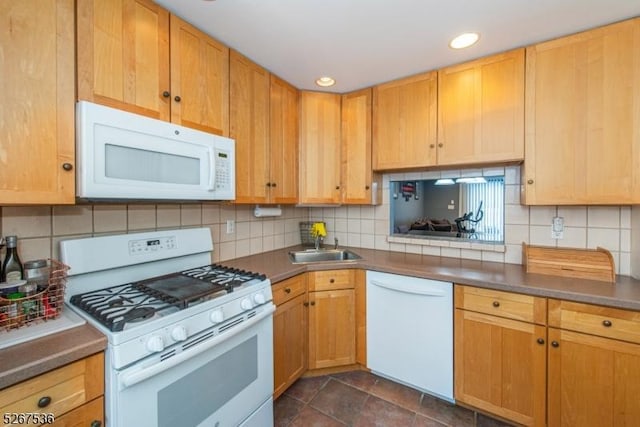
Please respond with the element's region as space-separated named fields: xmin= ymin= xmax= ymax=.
xmin=341 ymin=89 xmax=381 ymax=205
xmin=170 ymin=15 xmax=229 ymax=135
xmin=77 ymin=0 xmax=229 ymax=135
xmin=0 ymin=0 xmax=75 ymax=204
xmin=273 ymin=275 xmax=307 ymax=399
xmin=438 ymin=49 xmax=525 ymax=166
xmin=299 ymin=92 xmax=342 ymax=204
xmin=231 ymin=51 xmax=270 ymax=204
xmin=307 ymin=270 xmax=356 ymax=370
xmin=454 ymin=286 xmax=546 ymax=426
xmin=524 ymin=18 xmax=640 ymax=205
xmin=269 ymin=75 xmax=300 ymax=204
xmin=77 ymin=0 xmax=171 ymax=120
xmin=373 ymin=72 xmax=438 ymax=171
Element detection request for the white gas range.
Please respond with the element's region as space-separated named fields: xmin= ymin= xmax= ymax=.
xmin=60 ymin=228 xmax=274 ymax=427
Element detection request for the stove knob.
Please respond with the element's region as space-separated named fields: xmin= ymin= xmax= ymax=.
xmin=171 ymin=326 xmax=188 ymax=342
xmin=146 ymin=335 xmax=165 ymax=353
xmin=240 ymin=298 xmax=253 ymax=311
xmin=253 ymin=292 xmax=266 ymax=305
xmin=210 ymin=309 xmax=224 ymax=324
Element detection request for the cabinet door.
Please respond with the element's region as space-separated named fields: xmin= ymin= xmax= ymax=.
xmin=438 ymin=49 xmax=524 ymax=166
xmin=0 ymin=0 xmax=75 ymax=204
xmin=269 ymin=75 xmax=299 ymax=204
xmin=548 ymin=328 xmax=640 ymax=427
xmin=524 ymin=18 xmax=640 ymax=204
xmin=299 ymin=92 xmax=342 ymax=204
xmin=77 ymin=0 xmax=170 ymax=121
xmin=341 ymin=89 xmax=381 ymax=205
xmin=231 ymin=51 xmax=270 ymax=204
xmin=170 ymin=15 xmax=229 ymax=136
xmin=454 ymin=309 xmax=546 ymax=426
xmin=308 ymin=289 xmax=356 ymax=369
xmin=53 ymin=397 xmax=104 ymax=427
xmin=372 ymin=72 xmax=437 ymax=170
xmin=273 ymin=293 xmax=307 ymax=399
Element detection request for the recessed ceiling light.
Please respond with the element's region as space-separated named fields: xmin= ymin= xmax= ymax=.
xmin=315 ymin=76 xmax=336 ymax=87
xmin=449 ymin=32 xmax=480 ymax=49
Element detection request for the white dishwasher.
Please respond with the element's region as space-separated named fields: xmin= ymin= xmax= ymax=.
xmin=366 ymin=270 xmax=453 ymax=402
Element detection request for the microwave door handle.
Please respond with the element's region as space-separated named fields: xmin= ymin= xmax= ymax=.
xmin=207 ymin=148 xmax=216 ymax=191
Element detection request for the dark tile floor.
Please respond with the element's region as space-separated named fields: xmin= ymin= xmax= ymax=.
xmin=275 ymin=371 xmax=515 ymax=427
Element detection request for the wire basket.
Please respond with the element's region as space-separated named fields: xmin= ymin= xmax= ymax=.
xmin=0 ymin=259 xmax=68 ymax=331
xmin=299 ymin=221 xmax=326 ymax=247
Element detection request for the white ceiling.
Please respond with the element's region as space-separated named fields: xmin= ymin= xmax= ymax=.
xmin=155 ymin=0 xmax=640 ymax=93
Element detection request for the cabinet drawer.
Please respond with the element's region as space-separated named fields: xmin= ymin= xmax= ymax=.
xmin=53 ymin=396 xmax=104 ymax=427
xmin=549 ymin=299 xmax=640 ymax=344
xmin=273 ymin=275 xmax=307 ymax=306
xmin=455 ymin=285 xmax=546 ymax=325
xmin=308 ymin=270 xmax=355 ymax=291
xmin=0 ymin=352 xmax=104 ymax=425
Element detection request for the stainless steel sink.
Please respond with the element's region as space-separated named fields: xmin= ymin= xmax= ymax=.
xmin=288 ymin=249 xmax=362 ymax=264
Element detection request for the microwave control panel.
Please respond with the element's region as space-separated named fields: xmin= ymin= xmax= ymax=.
xmin=214 ymin=150 xmax=231 ymax=191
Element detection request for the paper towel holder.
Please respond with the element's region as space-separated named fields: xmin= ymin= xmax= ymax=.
xmin=254 ymin=205 xmax=283 ymax=218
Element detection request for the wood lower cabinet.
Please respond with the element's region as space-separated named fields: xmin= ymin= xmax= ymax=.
xmin=0 ymin=353 xmax=104 ymax=427
xmin=524 ymin=17 xmax=640 ymax=205
xmin=438 ymin=49 xmax=524 ymax=166
xmin=307 ymin=270 xmax=356 ymax=370
xmin=273 ymin=275 xmax=307 ymax=399
xmin=299 ymin=92 xmax=342 ymax=204
xmin=547 ymin=299 xmax=640 ymax=426
xmin=77 ymin=0 xmax=229 ymax=135
xmin=0 ymin=0 xmax=75 ymax=204
xmin=454 ymin=285 xmax=546 ymax=426
xmin=372 ymin=71 xmax=438 ymax=170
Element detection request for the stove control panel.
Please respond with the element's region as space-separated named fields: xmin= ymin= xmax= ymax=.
xmin=128 ymin=235 xmax=177 ymax=255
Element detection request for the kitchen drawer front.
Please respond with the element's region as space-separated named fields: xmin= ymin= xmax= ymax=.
xmin=455 ymin=285 xmax=546 ymax=325
xmin=549 ymin=299 xmax=640 ymax=344
xmin=53 ymin=396 xmax=104 ymax=427
xmin=308 ymin=270 xmax=355 ymax=292
xmin=273 ymin=274 xmax=307 ymax=306
xmin=0 ymin=352 xmax=104 ymax=423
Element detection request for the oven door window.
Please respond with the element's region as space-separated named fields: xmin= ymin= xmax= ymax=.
xmin=112 ymin=314 xmax=273 ymax=427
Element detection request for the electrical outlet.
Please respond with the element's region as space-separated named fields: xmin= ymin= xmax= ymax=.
xmin=226 ymin=220 xmax=235 ymax=234
xmin=551 ymin=216 xmax=564 ymax=239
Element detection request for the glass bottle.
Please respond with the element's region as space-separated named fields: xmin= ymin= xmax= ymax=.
xmin=3 ymin=236 xmax=24 ymax=282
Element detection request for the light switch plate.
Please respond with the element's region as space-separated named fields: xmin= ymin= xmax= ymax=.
xmin=551 ymin=216 xmax=564 ymax=239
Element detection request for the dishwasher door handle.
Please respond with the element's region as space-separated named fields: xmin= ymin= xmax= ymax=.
xmin=369 ymin=279 xmax=449 ymax=297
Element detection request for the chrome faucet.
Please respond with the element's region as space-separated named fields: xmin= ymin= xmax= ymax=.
xmin=334 ymin=237 xmax=339 ymax=249
xmin=314 ymin=235 xmax=324 ymax=251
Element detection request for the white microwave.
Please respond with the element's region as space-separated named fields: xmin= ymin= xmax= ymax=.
xmin=76 ymin=101 xmax=235 ymax=201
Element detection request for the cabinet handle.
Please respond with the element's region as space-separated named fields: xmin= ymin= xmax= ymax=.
xmin=310 ymin=301 xmax=315 ymax=306
xmin=527 ymin=179 xmax=534 ymax=185
xmin=438 ymin=143 xmax=443 ymax=148
xmin=37 ymin=396 xmax=51 ymax=408
xmin=537 ymin=338 xmax=545 ymax=345
xmin=174 ymin=95 xmax=182 ymax=102
xmin=336 ymin=186 xmax=340 ymax=190
xmin=602 ymin=320 xmax=612 ymax=327
xmin=271 ymin=182 xmax=277 ymax=187
xmin=429 ymin=144 xmax=435 ymax=148
xmin=62 ymin=163 xmax=73 ymax=171
xmin=365 ymin=185 xmax=370 ymax=190
xmin=266 ymin=182 xmax=272 ymax=187
xmin=284 ymin=287 xmax=291 ymax=294
xmin=492 ymin=301 xmax=500 ymax=308
xmin=303 ymin=302 xmax=309 ymax=307
xmin=90 ymin=421 xmax=102 ymax=427
xmin=551 ymin=341 xmax=559 ymax=348
xmin=329 ymin=278 xmax=335 ymax=283
xmin=162 ymin=91 xmax=170 ymax=98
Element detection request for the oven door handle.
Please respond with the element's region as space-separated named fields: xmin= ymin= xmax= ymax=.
xmin=120 ymin=304 xmax=275 ymax=389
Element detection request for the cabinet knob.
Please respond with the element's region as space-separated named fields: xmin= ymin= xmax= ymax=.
xmin=429 ymin=144 xmax=435 ymax=149
xmin=162 ymin=91 xmax=170 ymax=98
xmin=602 ymin=320 xmax=612 ymax=327
xmin=303 ymin=302 xmax=309 ymax=307
xmin=90 ymin=421 xmax=102 ymax=427
xmin=62 ymin=163 xmax=73 ymax=171
xmin=284 ymin=287 xmax=291 ymax=294
xmin=365 ymin=185 xmax=370 ymax=190
xmin=551 ymin=341 xmax=559 ymax=348
xmin=527 ymin=179 xmax=534 ymax=185
xmin=37 ymin=396 xmax=51 ymax=408
xmin=266 ymin=182 xmax=272 ymax=187
xmin=174 ymin=95 xmax=182 ymax=102
xmin=271 ymin=182 xmax=277 ymax=187
xmin=336 ymin=186 xmax=340 ymax=190
xmin=492 ymin=301 xmax=500 ymax=308
xmin=438 ymin=143 xmax=444 ymax=148
xmin=329 ymin=278 xmax=335 ymax=283
xmin=310 ymin=301 xmax=315 ymax=306
xmin=537 ymin=338 xmax=545 ymax=345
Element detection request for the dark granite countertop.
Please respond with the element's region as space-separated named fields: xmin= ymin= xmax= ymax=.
xmin=224 ymin=246 xmax=640 ymax=311
xmin=2 ymin=245 xmax=639 ymax=391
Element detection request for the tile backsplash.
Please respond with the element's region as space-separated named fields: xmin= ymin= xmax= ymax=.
xmin=311 ymin=166 xmax=632 ymax=276
xmin=0 ymin=204 xmax=307 ymax=264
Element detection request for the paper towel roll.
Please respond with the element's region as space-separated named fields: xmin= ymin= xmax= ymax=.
xmin=253 ymin=205 xmax=282 ymax=217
